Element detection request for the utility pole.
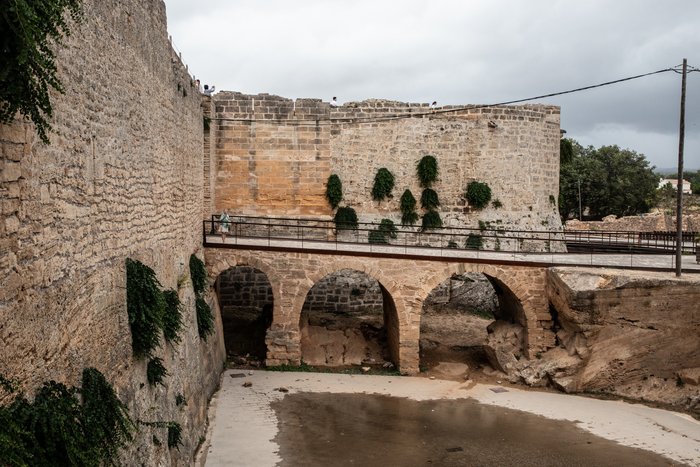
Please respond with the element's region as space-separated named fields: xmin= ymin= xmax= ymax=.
xmin=578 ymin=179 xmax=582 ymax=220
xmin=675 ymin=58 xmax=687 ymax=277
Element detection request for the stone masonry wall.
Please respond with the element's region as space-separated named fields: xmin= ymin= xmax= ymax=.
xmin=0 ymin=0 xmax=225 ymax=464
xmin=218 ymin=266 xmax=274 ymax=314
xmin=211 ymin=94 xmax=562 ymax=233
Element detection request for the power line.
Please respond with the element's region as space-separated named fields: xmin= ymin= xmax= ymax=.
xmin=212 ymin=65 xmax=691 ymax=126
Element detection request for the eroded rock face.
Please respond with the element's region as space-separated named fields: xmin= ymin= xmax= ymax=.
xmin=546 ymin=267 xmax=700 ymax=415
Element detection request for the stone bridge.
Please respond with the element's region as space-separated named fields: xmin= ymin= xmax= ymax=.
xmin=204 ymin=247 xmax=553 ymax=374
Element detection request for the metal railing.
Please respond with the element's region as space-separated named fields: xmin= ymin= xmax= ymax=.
xmin=203 ymin=215 xmax=699 ymax=264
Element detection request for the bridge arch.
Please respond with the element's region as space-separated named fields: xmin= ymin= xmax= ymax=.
xmin=299 ymin=262 xmax=402 ymax=369
xmin=418 ymin=263 xmax=539 ymax=354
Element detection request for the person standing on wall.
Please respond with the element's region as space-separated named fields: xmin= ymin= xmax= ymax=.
xmin=219 ymin=211 xmax=231 ymax=242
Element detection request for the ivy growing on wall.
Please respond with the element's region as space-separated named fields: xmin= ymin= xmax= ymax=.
xmin=167 ymin=422 xmax=183 ymax=449
xmin=0 ymin=0 xmax=83 ymax=144
xmin=147 ymin=357 xmax=169 ymax=386
xmin=196 ymin=296 xmax=215 ymax=339
xmin=466 ymin=181 xmax=492 ymax=209
xmin=190 ymin=254 xmax=215 ymax=340
xmin=325 ymin=174 xmax=343 ymax=209
xmin=421 ymin=210 xmax=443 ymax=231
xmin=399 ymin=189 xmax=419 ymax=226
xmin=416 ymin=155 xmax=439 ymax=188
xmin=162 ymin=289 xmax=184 ymax=344
xmin=189 ymin=254 xmax=207 ymax=297
xmin=368 ymin=218 xmax=398 ymax=244
xmin=465 ymin=234 xmax=484 ymax=250
xmin=126 ymin=258 xmax=165 ymax=358
xmin=371 ymin=168 xmax=395 ymax=201
xmin=420 ymin=188 xmax=440 ymax=210
xmin=0 ymin=368 xmax=133 ymax=466
xmin=333 ymin=206 xmax=358 ymax=230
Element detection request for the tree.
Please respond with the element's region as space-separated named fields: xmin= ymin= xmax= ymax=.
xmin=0 ymin=0 xmax=83 ymax=144
xmin=559 ymin=141 xmax=658 ymax=220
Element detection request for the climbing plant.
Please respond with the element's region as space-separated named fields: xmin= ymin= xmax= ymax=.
xmin=147 ymin=357 xmax=168 ymax=387
xmin=189 ymin=254 xmax=207 ymax=296
xmin=162 ymin=290 xmax=184 ymax=344
xmin=325 ymin=174 xmax=343 ymax=209
xmin=196 ymin=296 xmax=214 ymax=339
xmin=465 ymin=234 xmax=484 ymax=250
xmin=333 ymin=206 xmax=358 ymax=230
xmin=0 ymin=368 xmax=133 ymax=466
xmin=465 ymin=181 xmax=492 ymax=209
xmin=167 ymin=422 xmax=183 ymax=449
xmin=368 ymin=218 xmax=398 ymax=244
xmin=399 ymin=189 xmax=419 ymax=225
xmin=371 ymin=168 xmax=395 ymax=201
xmin=416 ymin=155 xmax=439 ymax=188
xmin=0 ymin=0 xmax=83 ymax=144
xmin=421 ymin=210 xmax=443 ymax=231
xmin=126 ymin=258 xmax=165 ymax=358
xmin=420 ymin=188 xmax=440 ymax=210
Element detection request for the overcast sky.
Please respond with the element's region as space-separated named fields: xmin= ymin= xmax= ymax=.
xmin=164 ymin=0 xmax=699 ymax=170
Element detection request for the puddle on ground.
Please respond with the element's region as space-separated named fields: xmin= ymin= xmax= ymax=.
xmin=271 ymin=393 xmax=679 ymax=467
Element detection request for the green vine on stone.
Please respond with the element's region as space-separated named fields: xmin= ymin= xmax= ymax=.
xmin=333 ymin=206 xmax=358 ymax=230
xmin=196 ymin=296 xmax=214 ymax=339
xmin=420 ymin=189 xmax=440 ymax=210
xmin=189 ymin=254 xmax=207 ymax=296
xmin=126 ymin=258 xmax=165 ymax=358
xmin=0 ymin=367 xmax=133 ymax=466
xmin=367 ymin=218 xmax=398 ymax=244
xmin=162 ymin=289 xmax=184 ymax=344
xmin=466 ymin=181 xmax=492 ymax=209
xmin=147 ymin=357 xmax=169 ymax=386
xmin=399 ymin=189 xmax=419 ymax=226
xmin=325 ymin=174 xmax=343 ymax=209
xmin=167 ymin=422 xmax=183 ymax=449
xmin=0 ymin=0 xmax=84 ymax=144
xmin=371 ymin=168 xmax=395 ymax=201
xmin=416 ymin=155 xmax=439 ymax=188
xmin=465 ymin=234 xmax=483 ymax=250
xmin=421 ymin=210 xmax=443 ymax=231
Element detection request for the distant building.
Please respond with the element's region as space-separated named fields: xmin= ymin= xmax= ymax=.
xmin=658 ymin=178 xmax=692 ymax=194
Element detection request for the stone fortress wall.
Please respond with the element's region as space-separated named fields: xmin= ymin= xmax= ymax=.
xmin=0 ymin=0 xmax=225 ymax=464
xmin=209 ymin=93 xmax=563 ymax=234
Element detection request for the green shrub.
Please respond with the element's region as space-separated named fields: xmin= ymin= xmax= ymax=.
xmin=196 ymin=296 xmax=215 ymax=339
xmin=0 ymin=0 xmax=83 ymax=144
xmin=147 ymin=358 xmax=168 ymax=386
xmin=465 ymin=234 xmax=483 ymax=250
xmin=466 ymin=181 xmax=492 ymax=209
xmin=333 ymin=206 xmax=358 ymax=230
xmin=167 ymin=422 xmax=183 ymax=449
xmin=420 ymin=189 xmax=440 ymax=210
xmin=126 ymin=258 xmax=165 ymax=358
xmin=371 ymin=168 xmax=395 ymax=201
xmin=416 ymin=155 xmax=439 ymax=188
xmin=162 ymin=290 xmax=184 ymax=344
xmin=0 ymin=368 xmax=133 ymax=466
xmin=175 ymin=394 xmax=187 ymax=407
xmin=421 ymin=210 xmax=443 ymax=231
xmin=399 ymin=189 xmax=419 ymax=225
xmin=368 ymin=230 xmax=388 ymax=244
xmin=189 ymin=254 xmax=207 ymax=296
xmin=325 ymin=174 xmax=343 ymax=209
xmin=491 ymin=199 xmax=503 ymax=209
xmin=368 ymin=218 xmax=398 ymax=244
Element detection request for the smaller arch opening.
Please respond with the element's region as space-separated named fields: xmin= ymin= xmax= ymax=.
xmin=299 ymin=269 xmax=398 ymax=370
xmin=216 ymin=266 xmax=274 ymax=365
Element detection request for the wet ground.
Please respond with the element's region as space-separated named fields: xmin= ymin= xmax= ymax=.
xmin=272 ymin=392 xmax=680 ymax=467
